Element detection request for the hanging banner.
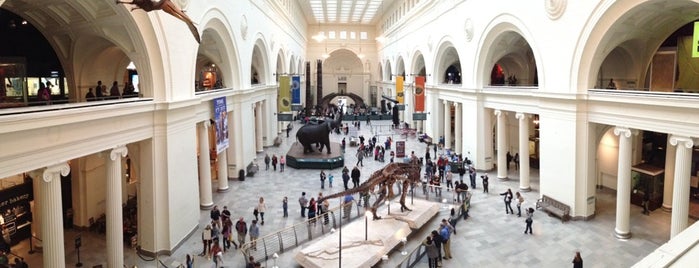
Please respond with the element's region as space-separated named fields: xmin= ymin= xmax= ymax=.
xmin=414 ymin=76 xmax=425 ymax=111
xmin=213 ymin=97 xmax=229 ymax=154
xmin=291 ymin=76 xmax=301 ymax=104
xmin=396 ymin=76 xmax=404 ymax=103
xmin=693 ymin=22 xmax=699 ymax=58
xmin=278 ymin=75 xmax=291 ymax=112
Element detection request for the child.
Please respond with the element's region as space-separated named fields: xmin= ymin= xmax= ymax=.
xmin=328 ymin=174 xmax=334 ymax=188
xmin=282 ymin=197 xmax=288 ymax=217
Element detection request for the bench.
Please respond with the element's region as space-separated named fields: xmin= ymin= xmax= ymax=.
xmin=536 ymin=195 xmax=570 ymax=222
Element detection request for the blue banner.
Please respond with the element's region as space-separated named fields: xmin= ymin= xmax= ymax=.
xmin=213 ymin=97 xmax=229 ymax=153
xmin=292 ymin=76 xmax=301 ymax=104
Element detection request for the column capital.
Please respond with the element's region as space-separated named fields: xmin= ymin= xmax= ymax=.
xmin=494 ymin=109 xmax=503 ymax=117
xmin=42 ymin=162 xmax=70 ymax=183
xmin=613 ymin=127 xmax=637 ymax=138
xmin=452 ymin=101 xmax=459 ymax=107
xmin=202 ymin=120 xmax=211 ymax=127
xmin=443 ymin=100 xmax=449 ymax=105
xmin=669 ymin=135 xmax=694 ymax=148
xmin=515 ymin=112 xmax=529 ymax=121
xmin=110 ymin=146 xmax=129 ymax=161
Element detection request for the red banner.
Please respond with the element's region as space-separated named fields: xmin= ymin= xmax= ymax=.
xmin=414 ymin=76 xmax=425 ymax=111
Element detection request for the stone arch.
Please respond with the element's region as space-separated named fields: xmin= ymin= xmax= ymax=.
xmin=395 ymin=56 xmax=406 ymax=77
xmin=384 ymin=59 xmax=393 ymax=81
xmin=275 ymin=48 xmax=286 ymax=81
xmin=411 ymin=50 xmax=427 ymax=77
xmin=475 ymin=14 xmax=543 ymax=88
xmin=196 ymin=11 xmax=241 ymax=90
xmin=251 ymin=36 xmax=270 ymax=85
xmin=433 ymin=39 xmax=462 ymax=84
xmin=573 ymin=0 xmax=699 ymax=92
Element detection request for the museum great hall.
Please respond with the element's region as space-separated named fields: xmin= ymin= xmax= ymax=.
xmin=1 ymin=0 xmax=699 ymax=267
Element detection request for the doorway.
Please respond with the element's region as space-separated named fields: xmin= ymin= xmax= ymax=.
xmin=338 ymin=82 xmax=347 ymax=94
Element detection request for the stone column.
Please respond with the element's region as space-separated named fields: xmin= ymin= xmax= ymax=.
xmin=41 ymin=163 xmax=70 ymax=268
xmin=454 ymin=102 xmax=462 ymax=155
xmin=662 ymin=138 xmax=676 ymax=211
xmin=495 ymin=110 xmax=507 ymax=180
xmin=669 ymin=135 xmax=694 ymax=238
xmin=613 ymin=127 xmax=634 ymax=239
xmin=198 ymin=121 xmax=214 ymax=209
xmin=516 ymin=113 xmax=531 ymax=191
xmin=255 ymin=103 xmax=264 ymax=152
xmin=107 ymin=146 xmax=128 ymax=267
xmin=443 ymin=100 xmax=451 ymax=150
xmin=217 ymin=151 xmax=229 ymax=192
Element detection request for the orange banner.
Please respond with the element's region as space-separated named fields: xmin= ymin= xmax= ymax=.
xmin=414 ymin=76 xmax=425 ymax=111
xmin=396 ymin=76 xmax=404 ymax=103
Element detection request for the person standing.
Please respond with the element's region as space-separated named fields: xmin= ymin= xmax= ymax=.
xmin=423 ymin=236 xmax=439 ymax=268
xmin=264 ymin=154 xmax=270 ymax=170
xmin=210 ymin=240 xmax=223 ymax=266
xmin=257 ymin=197 xmax=267 ymax=225
xmin=328 ymin=173 xmax=334 ymax=188
xmin=185 ymin=254 xmax=194 ymax=268
xmin=271 ymin=155 xmax=278 ymax=171
xmin=572 ymin=251 xmax=583 ymax=268
xmin=95 ymin=80 xmax=104 ymax=100
xmin=320 ymin=170 xmax=327 ymax=189
xmin=439 ymin=223 xmax=452 ymax=260
xmin=524 ymin=207 xmax=534 ymax=234
xmin=85 ymin=88 xmax=96 ymax=101
xmin=469 ymin=165 xmax=477 ymax=189
xmin=109 ymin=81 xmax=121 ymax=99
xmin=516 ymin=192 xmax=524 ymax=217
xmin=199 ymin=224 xmax=212 ymax=257
xmin=307 ymin=197 xmax=317 ymax=226
xmin=282 ymin=196 xmax=289 ymax=217
xmin=235 ymin=217 xmax=247 ymax=246
xmin=500 ymin=188 xmax=514 ymax=214
xmin=249 ymin=220 xmax=260 ymax=250
xmin=210 ymin=206 xmax=221 ymax=227
xmin=342 ymin=167 xmax=350 ymax=190
xmin=279 ymin=156 xmax=286 ymax=172
xmin=342 ymin=194 xmax=355 ymax=218
xmin=430 ymin=230 xmax=444 ymax=264
xmin=351 ymin=166 xmax=361 ymax=188
xmin=298 ymin=192 xmax=308 ymax=217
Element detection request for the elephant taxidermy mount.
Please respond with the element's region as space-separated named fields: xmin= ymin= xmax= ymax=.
xmin=116 ymin=0 xmax=201 ymax=43
xmin=296 ymin=107 xmax=343 ymax=154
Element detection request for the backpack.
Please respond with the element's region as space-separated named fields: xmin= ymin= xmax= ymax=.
xmin=236 ymin=221 xmax=246 ymax=233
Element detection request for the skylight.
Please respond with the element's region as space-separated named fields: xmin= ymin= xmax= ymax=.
xmin=310 ymin=0 xmax=383 ymax=24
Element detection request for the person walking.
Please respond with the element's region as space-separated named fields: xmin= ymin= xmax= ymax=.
xmin=282 ymin=196 xmax=289 ymax=217
xmin=271 ymin=155 xmax=278 ymax=171
xmin=298 ymin=192 xmax=308 ymax=217
xmin=500 ymin=188 xmax=514 ymax=214
xmin=279 ymin=156 xmax=286 ymax=172
xmin=439 ymin=223 xmax=452 ymax=260
xmin=235 ymin=217 xmax=247 ymax=246
xmin=351 ymin=166 xmax=361 ymax=188
xmin=524 ymin=207 xmax=534 ymax=234
xmin=342 ymin=167 xmax=350 ymax=190
xmin=482 ymin=174 xmax=489 ymax=193
xmin=257 ymin=197 xmax=267 ymax=225
xmin=572 ymin=251 xmax=583 ymax=268
xmin=249 ymin=220 xmax=260 ymax=250
xmin=264 ymin=154 xmax=270 ymax=170
xmin=516 ymin=192 xmax=524 ymax=217
xmin=356 ymin=147 xmax=364 ymax=167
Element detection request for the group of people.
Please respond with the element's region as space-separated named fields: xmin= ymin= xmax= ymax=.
xmin=297 ymin=192 xmax=332 ymax=226
xmin=85 ymin=80 xmax=137 ymax=102
xmin=422 ymin=214 xmax=458 ymax=268
xmin=263 ymin=154 xmax=286 ymax=172
xmin=499 ymin=188 xmax=535 ymax=235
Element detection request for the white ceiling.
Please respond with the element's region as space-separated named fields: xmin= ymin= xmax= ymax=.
xmin=301 ymin=0 xmax=394 ymax=25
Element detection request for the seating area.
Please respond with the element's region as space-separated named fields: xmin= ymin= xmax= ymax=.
xmin=536 ymin=195 xmax=571 ymax=222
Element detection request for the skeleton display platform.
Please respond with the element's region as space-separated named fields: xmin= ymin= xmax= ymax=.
xmin=285 ymin=142 xmax=344 ymax=169
xmin=294 ymin=198 xmax=440 ymax=268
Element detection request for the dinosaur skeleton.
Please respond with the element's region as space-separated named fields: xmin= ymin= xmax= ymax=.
xmin=318 ymin=158 xmax=422 ymax=220
xmin=116 ymin=0 xmax=201 ymax=43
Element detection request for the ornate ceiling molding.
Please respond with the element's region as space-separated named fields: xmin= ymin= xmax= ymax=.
xmin=464 ymin=18 xmax=474 ymax=42
xmin=241 ymin=15 xmax=248 ymax=40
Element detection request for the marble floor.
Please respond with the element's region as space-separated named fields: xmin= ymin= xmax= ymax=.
xmin=9 ymin=120 xmax=696 ymax=267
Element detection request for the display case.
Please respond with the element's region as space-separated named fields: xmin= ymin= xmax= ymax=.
xmin=0 ymin=57 xmax=27 ymax=108
xmin=630 ymin=163 xmax=664 ymax=211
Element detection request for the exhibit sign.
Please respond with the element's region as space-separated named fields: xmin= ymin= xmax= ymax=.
xmin=292 ymin=76 xmax=301 ymax=104
xmin=396 ymin=141 xmax=406 ymax=158
xmin=213 ymin=97 xmax=229 ymax=154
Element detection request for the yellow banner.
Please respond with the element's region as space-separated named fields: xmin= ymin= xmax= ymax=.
xmin=278 ymin=76 xmax=291 ymax=112
xmin=694 ymin=22 xmax=699 ymax=58
xmin=396 ymin=76 xmax=404 ymax=103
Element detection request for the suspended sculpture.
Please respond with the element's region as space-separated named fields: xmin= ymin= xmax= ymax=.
xmin=116 ymin=0 xmax=201 ymax=43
